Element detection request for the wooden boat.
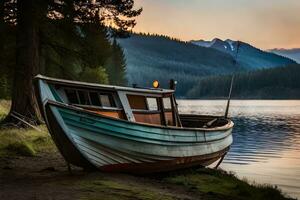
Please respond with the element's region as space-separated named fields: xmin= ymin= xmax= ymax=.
xmin=34 ymin=75 xmax=234 ymax=173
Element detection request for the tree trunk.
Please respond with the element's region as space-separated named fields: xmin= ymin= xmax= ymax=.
xmin=5 ymin=0 xmax=43 ymax=125
xmin=0 ymin=0 xmax=4 ymax=23
xmin=0 ymin=0 xmax=4 ymax=50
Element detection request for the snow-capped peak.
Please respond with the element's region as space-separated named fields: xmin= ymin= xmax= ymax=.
xmin=190 ymin=39 xmax=212 ymax=48
xmin=191 ymin=38 xmax=238 ymax=53
xmin=225 ymin=39 xmax=235 ymax=51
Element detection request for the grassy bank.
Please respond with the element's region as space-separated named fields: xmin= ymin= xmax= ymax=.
xmin=0 ymin=125 xmax=53 ymax=157
xmin=164 ymin=168 xmax=292 ymax=200
xmin=0 ymin=100 xmax=295 ymax=200
xmin=74 ymin=169 xmax=294 ymax=200
xmin=0 ymin=100 xmax=54 ymax=157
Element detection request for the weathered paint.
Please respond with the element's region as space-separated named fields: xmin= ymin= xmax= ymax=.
xmin=46 ymin=102 xmax=232 ymax=172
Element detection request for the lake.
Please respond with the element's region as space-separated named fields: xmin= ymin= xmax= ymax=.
xmin=178 ymin=100 xmax=300 ymax=199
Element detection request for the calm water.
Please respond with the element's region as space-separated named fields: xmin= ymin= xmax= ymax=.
xmin=178 ymin=100 xmax=300 ymax=199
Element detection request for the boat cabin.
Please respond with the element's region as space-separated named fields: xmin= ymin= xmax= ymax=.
xmin=35 ymin=75 xmax=231 ymax=129
xmin=48 ymin=80 xmax=181 ymax=127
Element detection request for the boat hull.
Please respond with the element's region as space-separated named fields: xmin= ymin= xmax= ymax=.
xmin=98 ymin=148 xmax=229 ymax=173
xmin=44 ymin=101 xmax=233 ymax=173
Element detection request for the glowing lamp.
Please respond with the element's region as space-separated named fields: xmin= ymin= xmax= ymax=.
xmin=152 ymin=80 xmax=160 ymax=88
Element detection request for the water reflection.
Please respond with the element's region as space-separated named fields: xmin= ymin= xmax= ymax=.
xmin=227 ymin=115 xmax=300 ymax=165
xmin=178 ymin=100 xmax=300 ymax=199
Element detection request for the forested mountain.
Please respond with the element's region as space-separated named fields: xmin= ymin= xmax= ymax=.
xmin=191 ymin=38 xmax=296 ymax=69
xmin=118 ymin=33 xmax=296 ymax=96
xmin=269 ymin=48 xmax=300 ymax=63
xmin=117 ymin=33 xmax=244 ymax=96
xmin=186 ymin=64 xmax=300 ymax=99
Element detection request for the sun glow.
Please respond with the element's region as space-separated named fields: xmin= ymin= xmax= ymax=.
xmin=133 ymin=0 xmax=300 ymax=49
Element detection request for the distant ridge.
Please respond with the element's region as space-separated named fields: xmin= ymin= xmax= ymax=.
xmin=191 ymin=38 xmax=296 ymax=69
xmin=186 ymin=64 xmax=300 ymax=99
xmin=117 ymin=33 xmax=244 ymax=95
xmin=269 ymin=48 xmax=300 ymax=63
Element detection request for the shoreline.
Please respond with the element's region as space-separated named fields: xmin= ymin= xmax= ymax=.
xmin=0 ymin=126 xmax=295 ymax=200
xmin=0 ymin=100 xmax=296 ymax=200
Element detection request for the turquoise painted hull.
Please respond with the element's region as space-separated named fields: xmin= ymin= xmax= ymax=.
xmin=44 ymin=101 xmax=233 ymax=172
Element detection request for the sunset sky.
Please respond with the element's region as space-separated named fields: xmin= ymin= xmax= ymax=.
xmin=133 ymin=0 xmax=300 ymax=50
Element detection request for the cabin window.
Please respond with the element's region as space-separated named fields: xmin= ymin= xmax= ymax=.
xmin=163 ymin=97 xmax=172 ymax=110
xmin=146 ymin=97 xmax=158 ymax=111
xmin=127 ymin=95 xmax=147 ymax=110
xmin=65 ymin=89 xmax=79 ymax=104
xmin=99 ymin=94 xmax=112 ymax=107
xmin=65 ymin=88 xmax=116 ymax=108
xmin=129 ymin=95 xmax=162 ymax=125
xmin=89 ymin=92 xmax=101 ymax=106
xmin=78 ymin=91 xmax=90 ymax=105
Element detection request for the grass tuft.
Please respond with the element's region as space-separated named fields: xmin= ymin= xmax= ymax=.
xmin=165 ymin=168 xmax=294 ymax=200
xmin=5 ymin=141 xmax=36 ymax=157
xmin=0 ymin=100 xmax=54 ymax=157
xmin=0 ymin=100 xmax=10 ymax=120
xmin=0 ymin=126 xmax=54 ymax=157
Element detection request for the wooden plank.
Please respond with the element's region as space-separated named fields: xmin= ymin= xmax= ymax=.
xmin=158 ymin=97 xmax=167 ymax=126
xmin=134 ymin=113 xmax=161 ymax=125
xmin=117 ymin=91 xmax=135 ymax=122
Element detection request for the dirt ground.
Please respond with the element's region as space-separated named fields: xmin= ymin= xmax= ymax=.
xmin=0 ymin=150 xmax=214 ymax=200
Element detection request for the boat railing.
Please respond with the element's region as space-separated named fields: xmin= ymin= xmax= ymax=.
xmin=72 ymin=104 xmax=123 ymax=111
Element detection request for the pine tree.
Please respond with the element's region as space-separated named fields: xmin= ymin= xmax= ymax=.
xmin=1 ymin=0 xmax=142 ymax=125
xmin=105 ymin=38 xmax=127 ymax=86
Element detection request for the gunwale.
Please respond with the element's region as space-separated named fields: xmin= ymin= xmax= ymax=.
xmin=35 ymin=74 xmax=175 ymax=95
xmin=56 ymin=106 xmax=233 ymax=144
xmin=46 ymin=100 xmax=234 ymax=132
